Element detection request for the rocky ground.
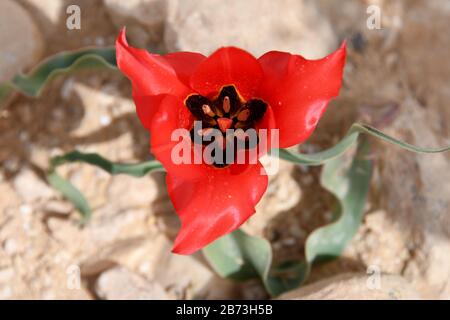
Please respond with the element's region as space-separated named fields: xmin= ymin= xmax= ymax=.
xmin=0 ymin=0 xmax=449 ymax=300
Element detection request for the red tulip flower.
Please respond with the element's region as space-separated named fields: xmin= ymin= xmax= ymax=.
xmin=116 ymin=29 xmax=346 ymax=254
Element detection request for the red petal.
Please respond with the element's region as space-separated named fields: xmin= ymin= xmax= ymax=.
xmin=258 ymin=43 xmax=346 ymax=148
xmin=132 ymin=92 xmax=165 ymax=131
xmin=255 ymin=105 xmax=277 ymax=155
xmin=168 ymin=162 xmax=268 ymax=254
xmin=117 ymin=29 xmax=206 ymax=130
xmin=164 ymin=52 xmax=206 ymax=87
xmin=190 ymin=47 xmax=263 ymax=101
xmin=150 ymin=94 xmax=208 ymax=180
xmin=116 ymin=28 xmax=189 ymax=98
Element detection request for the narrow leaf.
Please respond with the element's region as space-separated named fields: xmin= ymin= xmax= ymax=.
xmin=277 ymin=123 xmax=450 ymax=166
xmin=0 ymin=47 xmax=117 ymax=104
xmin=51 ymin=151 xmax=164 ymax=177
xmin=203 ymin=229 xmax=304 ymax=297
xmin=203 ymin=229 xmax=268 ymax=281
xmin=47 ymin=171 xmax=91 ymax=222
xmin=305 ymin=137 xmax=373 ymax=266
xmin=204 ymin=137 xmax=373 ymax=297
xmin=47 ymin=150 xmax=164 ymax=222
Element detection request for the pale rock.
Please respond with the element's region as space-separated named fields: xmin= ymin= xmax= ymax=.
xmin=47 ymin=206 xmax=154 ymax=257
xmin=309 ymin=0 xmax=450 ymax=299
xmin=0 ymin=268 xmax=15 ymax=283
xmin=80 ymin=237 xmax=153 ymax=276
xmin=153 ymin=249 xmax=237 ymax=299
xmin=164 ymin=0 xmax=337 ymax=57
xmin=2 ymin=238 xmax=18 ymax=255
xmin=95 ymin=266 xmax=169 ymax=300
xmin=373 ymin=97 xmax=450 ymax=299
xmin=398 ymin=0 xmax=450 ymax=137
xmin=83 ymin=232 xmax=237 ymax=299
xmin=13 ymin=168 xmax=55 ymax=203
xmin=0 ymin=286 xmax=13 ymax=299
xmin=40 ymin=199 xmax=73 ymax=215
xmin=70 ymin=82 xmax=135 ymax=136
xmin=244 ymin=158 xmax=301 ymax=236
xmin=0 ymin=183 xmax=20 ymax=213
xmin=19 ymin=204 xmax=33 ymax=216
xmin=0 ymin=0 xmax=44 ymax=82
xmin=18 ymin=0 xmax=64 ymax=26
xmin=83 ymin=209 xmax=152 ymax=246
xmin=332 ymin=99 xmax=450 ymax=299
xmin=104 ymin=0 xmax=167 ymax=48
xmin=106 ymin=174 xmax=160 ymax=209
xmin=349 ymin=210 xmax=410 ymax=275
xmin=40 ymin=290 xmax=55 ymax=300
xmin=279 ymin=273 xmax=421 ymax=300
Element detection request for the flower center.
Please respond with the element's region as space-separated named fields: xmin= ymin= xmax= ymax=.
xmin=185 ymin=85 xmax=267 ymax=168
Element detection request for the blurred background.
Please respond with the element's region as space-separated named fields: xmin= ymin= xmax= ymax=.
xmin=0 ymin=0 xmax=449 ymax=299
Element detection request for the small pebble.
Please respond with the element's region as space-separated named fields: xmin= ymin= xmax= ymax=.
xmin=19 ymin=204 xmax=32 ymax=216
xmin=100 ymin=115 xmax=111 ymax=126
xmin=3 ymin=239 xmax=18 ymax=255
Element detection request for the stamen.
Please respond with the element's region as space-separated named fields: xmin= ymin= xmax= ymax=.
xmin=185 ymin=87 xmax=268 ymax=168
xmin=235 ymin=121 xmax=247 ymax=129
xmin=217 ymin=117 xmax=233 ymax=132
xmin=237 ymin=109 xmax=250 ymax=121
xmin=223 ymin=96 xmax=231 ymax=113
xmin=202 ymin=104 xmax=215 ymax=117
xmin=206 ymin=118 xmax=217 ymax=126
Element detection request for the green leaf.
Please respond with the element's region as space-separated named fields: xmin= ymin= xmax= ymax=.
xmin=50 ymin=151 xmax=164 ymax=177
xmin=277 ymin=123 xmax=450 ymax=166
xmin=203 ymin=229 xmax=306 ymax=297
xmin=0 ymin=47 xmax=117 ymax=104
xmin=12 ymin=45 xmax=446 ymax=295
xmin=203 ymin=137 xmax=372 ymax=297
xmin=305 ymin=136 xmax=372 ymax=267
xmin=47 ymin=171 xmax=92 ymax=223
xmin=47 ymin=150 xmax=164 ymax=223
xmin=203 ymin=229 xmax=268 ymax=281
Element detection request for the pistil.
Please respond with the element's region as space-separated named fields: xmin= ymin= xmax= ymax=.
xmin=217 ymin=118 xmax=233 ymax=132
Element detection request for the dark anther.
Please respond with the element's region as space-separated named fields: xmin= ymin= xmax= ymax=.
xmin=244 ymin=99 xmax=267 ymax=123
xmin=215 ymin=85 xmax=241 ymax=116
xmin=185 ymin=85 xmax=268 ymax=168
xmin=185 ymin=95 xmax=216 ymax=126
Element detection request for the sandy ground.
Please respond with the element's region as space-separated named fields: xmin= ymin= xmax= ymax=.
xmin=0 ymin=0 xmax=449 ymax=299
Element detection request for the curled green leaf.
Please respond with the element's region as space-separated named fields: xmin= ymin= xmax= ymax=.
xmin=203 ymin=137 xmax=372 ymax=297
xmin=305 ymin=136 xmax=373 ymax=267
xmin=47 ymin=150 xmax=164 ymax=223
xmin=203 ymin=229 xmax=306 ymax=297
xmin=0 ymin=47 xmax=117 ymax=104
xmin=11 ymin=44 xmax=447 ymax=296
xmin=47 ymin=170 xmax=92 ymax=223
xmin=277 ymin=123 xmax=450 ymax=166
xmin=50 ymin=151 xmax=164 ymax=177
